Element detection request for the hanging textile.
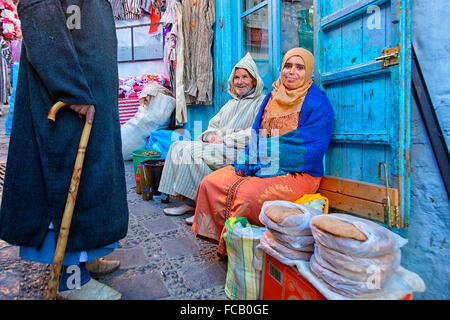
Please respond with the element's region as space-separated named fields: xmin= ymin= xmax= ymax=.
xmin=141 ymin=0 xmax=152 ymax=13
xmin=152 ymin=0 xmax=167 ymax=11
xmin=161 ymin=0 xmax=177 ymax=25
xmin=123 ymin=0 xmax=143 ymax=20
xmin=160 ymin=0 xmax=177 ymax=94
xmin=0 ymin=37 xmax=11 ymax=104
xmin=109 ymin=0 xmax=125 ymax=20
xmin=175 ymin=1 xmax=187 ymax=123
xmin=149 ymin=7 xmax=161 ymax=34
xmin=167 ymin=26 xmax=177 ymax=94
xmin=180 ymin=0 xmax=215 ymax=105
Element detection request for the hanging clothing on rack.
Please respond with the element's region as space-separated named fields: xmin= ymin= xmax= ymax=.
xmin=123 ymin=0 xmax=143 ymax=20
xmin=180 ymin=0 xmax=215 ymax=105
xmin=152 ymin=0 xmax=167 ymax=12
xmin=167 ymin=25 xmax=177 ymax=94
xmin=175 ymin=0 xmax=187 ymax=123
xmin=109 ymin=0 xmax=125 ymax=20
xmin=149 ymin=7 xmax=161 ymax=34
xmin=161 ymin=0 xmax=177 ymax=25
xmin=141 ymin=0 xmax=152 ymax=13
xmin=0 ymin=37 xmax=11 ymax=105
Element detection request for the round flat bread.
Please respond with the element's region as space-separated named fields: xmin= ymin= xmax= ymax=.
xmin=314 ymin=243 xmax=400 ymax=282
xmin=311 ymin=216 xmax=368 ymax=241
xmin=265 ymin=205 xmax=304 ymax=224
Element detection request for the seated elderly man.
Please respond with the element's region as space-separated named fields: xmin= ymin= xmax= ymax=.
xmin=159 ymin=53 xmax=265 ymax=223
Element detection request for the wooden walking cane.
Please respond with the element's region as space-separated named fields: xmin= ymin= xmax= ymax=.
xmin=45 ymin=101 xmax=93 ymax=300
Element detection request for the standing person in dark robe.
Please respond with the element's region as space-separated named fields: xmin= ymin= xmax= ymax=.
xmin=0 ymin=0 xmax=129 ymax=300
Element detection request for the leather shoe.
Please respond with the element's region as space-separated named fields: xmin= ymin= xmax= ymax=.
xmin=86 ymin=258 xmax=120 ymax=276
xmin=56 ymin=278 xmax=122 ymax=300
xmin=163 ymin=204 xmax=195 ymax=216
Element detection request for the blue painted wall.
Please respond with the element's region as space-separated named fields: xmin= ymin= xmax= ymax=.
xmin=184 ymin=104 xmax=216 ymax=140
xmin=393 ymin=0 xmax=450 ymax=300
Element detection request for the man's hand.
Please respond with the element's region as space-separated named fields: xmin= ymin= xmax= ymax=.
xmin=69 ymin=104 xmax=95 ymax=124
xmin=206 ymin=134 xmax=224 ymax=144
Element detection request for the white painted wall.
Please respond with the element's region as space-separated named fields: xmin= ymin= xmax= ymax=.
xmin=118 ymin=60 xmax=165 ymax=79
xmin=115 ymin=17 xmax=166 ymax=79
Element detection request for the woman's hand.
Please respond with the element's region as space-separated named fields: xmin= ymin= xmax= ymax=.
xmin=69 ymin=104 xmax=95 ymax=124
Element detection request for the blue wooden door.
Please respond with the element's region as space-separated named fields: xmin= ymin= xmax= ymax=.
xmin=214 ymin=0 xmax=275 ymax=111
xmin=314 ymin=0 xmax=411 ymax=227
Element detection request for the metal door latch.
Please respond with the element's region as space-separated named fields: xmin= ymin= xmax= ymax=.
xmin=376 ymin=45 xmax=400 ymax=68
xmin=378 ymin=162 xmax=400 ymax=228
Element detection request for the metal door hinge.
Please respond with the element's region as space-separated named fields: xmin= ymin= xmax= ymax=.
xmin=376 ymin=45 xmax=400 ymax=68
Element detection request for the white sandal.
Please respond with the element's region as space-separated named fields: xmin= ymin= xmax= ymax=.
xmin=163 ymin=204 xmax=195 ymax=216
xmin=185 ymin=215 xmax=194 ymax=225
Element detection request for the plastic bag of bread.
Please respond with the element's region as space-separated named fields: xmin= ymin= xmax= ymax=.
xmin=264 ymin=231 xmax=314 ymax=254
xmin=267 ymin=228 xmax=315 ymax=250
xmin=310 ymin=254 xmax=383 ymax=297
xmin=313 ymin=243 xmax=400 ymax=283
xmin=257 ymin=232 xmax=312 ymax=266
xmin=310 ymin=214 xmax=408 ymax=258
xmin=259 ymin=200 xmax=324 ymax=237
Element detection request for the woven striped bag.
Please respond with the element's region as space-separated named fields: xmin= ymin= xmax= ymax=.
xmin=223 ymin=217 xmax=266 ymax=300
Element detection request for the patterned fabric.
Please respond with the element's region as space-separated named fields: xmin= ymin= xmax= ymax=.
xmin=161 ymin=0 xmax=176 ymax=25
xmin=158 ymin=140 xmax=227 ymax=199
xmin=260 ymin=96 xmax=300 ymax=137
xmin=223 ymin=217 xmax=266 ymax=300
xmin=141 ymin=0 xmax=152 ymax=13
xmin=109 ymin=0 xmax=125 ymax=20
xmin=118 ymin=98 xmax=140 ymax=125
xmin=234 ymin=83 xmax=335 ymax=178
xmin=123 ymin=0 xmax=142 ymax=20
xmin=191 ymin=165 xmax=322 ymax=256
xmin=8 ymin=39 xmax=21 ymax=68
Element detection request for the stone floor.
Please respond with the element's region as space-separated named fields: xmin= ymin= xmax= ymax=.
xmin=0 ymin=105 xmax=229 ymax=300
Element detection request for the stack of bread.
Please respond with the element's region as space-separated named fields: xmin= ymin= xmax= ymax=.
xmin=258 ymin=201 xmax=323 ymax=265
xmin=309 ymin=213 xmax=408 ymax=297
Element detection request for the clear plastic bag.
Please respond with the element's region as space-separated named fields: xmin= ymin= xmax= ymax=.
xmin=314 ymin=243 xmax=400 ymax=283
xmin=264 ymin=231 xmax=314 ymax=254
xmin=315 ymin=243 xmax=401 ymax=276
xmin=268 ymin=228 xmax=315 ymax=250
xmin=257 ymin=231 xmax=312 ymax=266
xmin=310 ymin=254 xmax=384 ymax=297
xmin=310 ymin=214 xmax=408 ymax=258
xmin=259 ymin=200 xmax=324 ymax=237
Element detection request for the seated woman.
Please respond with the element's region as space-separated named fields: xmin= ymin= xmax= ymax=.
xmin=190 ymin=47 xmax=335 ymax=257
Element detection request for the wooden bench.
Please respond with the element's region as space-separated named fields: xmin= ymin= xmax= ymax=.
xmin=318 ymin=175 xmax=400 ymax=227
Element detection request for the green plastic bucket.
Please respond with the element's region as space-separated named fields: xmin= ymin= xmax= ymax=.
xmin=132 ymin=149 xmax=162 ymax=176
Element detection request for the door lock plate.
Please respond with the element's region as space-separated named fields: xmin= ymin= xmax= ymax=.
xmin=376 ymin=45 xmax=400 ymax=68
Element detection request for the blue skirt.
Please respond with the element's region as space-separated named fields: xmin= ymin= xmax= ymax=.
xmin=20 ymin=227 xmax=119 ymax=266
